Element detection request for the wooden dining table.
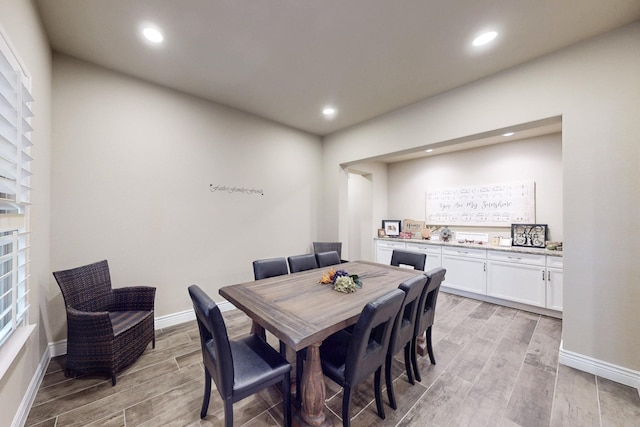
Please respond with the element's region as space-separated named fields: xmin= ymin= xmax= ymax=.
xmin=219 ymin=260 xmax=424 ymax=427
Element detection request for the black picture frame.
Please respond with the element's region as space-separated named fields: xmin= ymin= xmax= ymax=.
xmin=382 ymin=220 xmax=401 ymax=237
xmin=511 ymin=223 xmax=548 ymax=248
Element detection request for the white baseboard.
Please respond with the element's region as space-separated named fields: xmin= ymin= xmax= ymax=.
xmin=48 ymin=301 xmax=236 ymax=357
xmin=559 ymin=340 xmax=640 ymax=391
xmin=12 ymin=346 xmax=50 ymax=427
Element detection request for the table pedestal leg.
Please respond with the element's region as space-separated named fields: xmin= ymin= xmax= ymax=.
xmin=294 ymin=342 xmax=332 ymax=427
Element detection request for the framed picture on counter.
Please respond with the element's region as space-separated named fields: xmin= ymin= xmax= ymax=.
xmin=382 ymin=220 xmax=401 ymax=237
xmin=511 ymin=223 xmax=547 ymax=248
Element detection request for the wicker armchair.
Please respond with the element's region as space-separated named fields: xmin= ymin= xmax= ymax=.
xmin=53 ymin=260 xmax=156 ymax=386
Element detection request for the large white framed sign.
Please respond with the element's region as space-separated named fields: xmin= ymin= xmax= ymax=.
xmin=425 ymin=181 xmax=535 ymax=226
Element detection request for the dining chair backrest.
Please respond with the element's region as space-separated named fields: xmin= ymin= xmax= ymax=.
xmin=312 ymin=241 xmax=342 ymax=259
xmin=390 ymin=249 xmax=426 ymax=271
xmin=188 ymin=285 xmax=292 ymax=426
xmin=384 ymin=274 xmax=427 ymax=410
xmin=287 ymin=254 xmax=319 ymax=273
xmin=253 ymin=257 xmax=289 ymax=280
xmin=388 ymin=274 xmax=428 ymax=357
xmin=345 ymin=288 xmax=405 ymax=386
xmin=189 ymin=286 xmax=234 ymax=398
xmin=189 ymin=285 xmax=234 ymax=398
xmin=315 ymin=251 xmax=342 ymax=268
xmin=410 ymin=267 xmax=447 ymax=380
xmin=416 ymin=267 xmax=446 ymax=335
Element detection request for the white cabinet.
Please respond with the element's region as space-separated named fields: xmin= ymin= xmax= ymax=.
xmin=546 ymin=256 xmax=563 ymax=310
xmin=375 ymin=240 xmax=405 ymax=265
xmin=373 ymin=238 xmax=563 ymax=314
xmin=487 ymin=252 xmax=546 ymax=307
xmin=405 ymin=242 xmax=442 ymax=271
xmin=441 ymin=247 xmax=487 ymax=293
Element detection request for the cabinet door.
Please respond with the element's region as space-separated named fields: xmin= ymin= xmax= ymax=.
xmin=441 ymin=256 xmax=486 ymax=293
xmin=375 ymin=240 xmax=405 ymax=265
xmin=487 ymin=261 xmax=546 ymax=307
xmin=425 ymin=253 xmax=442 ymax=271
xmin=546 ymin=267 xmax=563 ymax=311
xmin=405 ymin=242 xmax=441 ymax=271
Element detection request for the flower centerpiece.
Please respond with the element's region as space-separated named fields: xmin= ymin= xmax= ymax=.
xmin=318 ymin=268 xmax=362 ymax=293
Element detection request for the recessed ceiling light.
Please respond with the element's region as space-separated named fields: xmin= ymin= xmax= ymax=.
xmin=425 ymin=149 xmax=434 ymax=153
xmin=472 ymin=31 xmax=497 ymax=47
xmin=502 ymin=132 xmax=514 ymax=137
xmin=322 ymin=107 xmax=337 ymax=118
xmin=142 ymin=26 xmax=164 ymax=44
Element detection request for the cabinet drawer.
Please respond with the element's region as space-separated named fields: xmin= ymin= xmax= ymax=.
xmin=406 ymin=242 xmax=441 ymax=255
xmin=487 ymin=250 xmax=545 ymax=266
xmin=442 ymin=246 xmax=486 ymax=259
xmin=547 ymin=255 xmax=563 ymax=269
xmin=376 ymin=240 xmax=405 ymax=249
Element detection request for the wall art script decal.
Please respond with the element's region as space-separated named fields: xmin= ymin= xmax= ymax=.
xmin=425 ymin=181 xmax=535 ymax=226
xmin=210 ymin=184 xmax=264 ymax=195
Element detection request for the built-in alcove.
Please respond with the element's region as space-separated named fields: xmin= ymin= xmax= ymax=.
xmin=343 ymin=116 xmax=563 ymax=259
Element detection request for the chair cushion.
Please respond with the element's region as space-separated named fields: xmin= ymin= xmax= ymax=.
xmin=231 ymin=334 xmax=291 ymax=400
xmin=109 ymin=310 xmax=153 ymax=336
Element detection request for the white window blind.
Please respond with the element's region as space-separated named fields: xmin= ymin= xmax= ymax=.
xmin=0 ymin=29 xmax=32 ymax=348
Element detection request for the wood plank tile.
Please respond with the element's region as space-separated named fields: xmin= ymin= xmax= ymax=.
xmin=550 ymin=365 xmax=599 ymax=427
xmin=51 ymin=364 xmax=202 ymax=427
xmin=524 ymin=316 xmax=562 ymax=375
xmin=504 ymin=362 xmax=556 ymax=427
xmin=398 ymin=371 xmax=473 ymax=426
xmin=598 ymin=376 xmax=640 ymax=427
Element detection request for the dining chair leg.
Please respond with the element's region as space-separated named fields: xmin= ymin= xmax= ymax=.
xmin=224 ymin=399 xmax=233 ymax=427
xmin=342 ymin=385 xmax=353 ymax=427
xmin=374 ymin=367 xmax=386 ymax=420
xmin=384 ymin=354 xmax=397 ymax=410
xmin=403 ymin=343 xmax=415 ymax=385
xmin=426 ymin=326 xmax=436 ymax=365
xmin=201 ymin=371 xmax=212 ymax=418
xmin=410 ymin=336 xmax=422 ymax=382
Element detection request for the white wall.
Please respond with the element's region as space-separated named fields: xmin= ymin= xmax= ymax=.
xmin=0 ymin=0 xmax=52 ymax=425
xmin=385 ymin=133 xmax=563 ymax=241
xmin=322 ymin=23 xmax=640 ymax=373
xmin=49 ymin=55 xmax=322 ymax=341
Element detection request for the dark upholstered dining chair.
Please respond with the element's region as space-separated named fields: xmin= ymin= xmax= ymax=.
xmin=315 ymin=250 xmax=342 ymax=268
xmin=319 ymin=289 xmax=404 ymax=427
xmin=390 ymin=249 xmax=426 ymax=271
xmin=253 ymin=257 xmax=289 ymax=281
xmin=312 ymin=241 xmax=343 ymax=259
xmin=52 ymin=260 xmax=156 ymax=386
xmin=287 ymin=253 xmax=318 ymax=273
xmin=252 ymin=257 xmax=289 ymax=354
xmin=411 ymin=267 xmax=446 ymax=381
xmin=385 ymin=274 xmax=427 ymax=410
xmin=188 ymin=285 xmax=291 ymax=427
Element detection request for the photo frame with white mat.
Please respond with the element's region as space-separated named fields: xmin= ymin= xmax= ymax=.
xmin=381 ymin=220 xmax=401 ymax=237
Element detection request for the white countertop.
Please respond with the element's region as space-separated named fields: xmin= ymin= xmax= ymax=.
xmin=375 ymin=237 xmax=563 ymax=257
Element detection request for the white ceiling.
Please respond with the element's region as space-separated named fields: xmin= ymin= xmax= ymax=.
xmin=35 ymin=1 xmax=640 ymax=136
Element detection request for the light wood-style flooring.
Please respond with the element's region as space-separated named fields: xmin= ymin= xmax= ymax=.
xmin=26 ymin=292 xmax=640 ymax=426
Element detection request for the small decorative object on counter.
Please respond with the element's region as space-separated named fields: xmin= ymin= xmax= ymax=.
xmin=421 ymin=228 xmax=431 ymax=240
xmin=399 ymin=231 xmax=412 ymax=239
xmin=440 ymin=227 xmax=452 ymax=242
xmin=545 ymin=241 xmax=562 ymax=251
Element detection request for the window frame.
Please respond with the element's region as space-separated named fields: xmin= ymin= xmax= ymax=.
xmin=0 ymin=24 xmax=34 ymax=379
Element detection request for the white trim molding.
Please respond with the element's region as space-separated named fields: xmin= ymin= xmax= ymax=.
xmin=11 ymin=345 xmax=50 ymax=427
xmin=559 ymin=340 xmax=640 ymax=391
